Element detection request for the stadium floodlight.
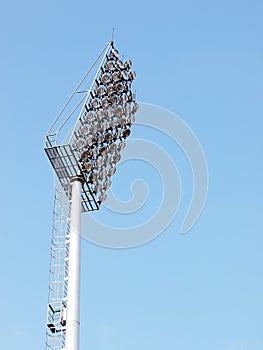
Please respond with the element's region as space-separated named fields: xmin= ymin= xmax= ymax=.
xmin=44 ymin=41 xmax=137 ymax=350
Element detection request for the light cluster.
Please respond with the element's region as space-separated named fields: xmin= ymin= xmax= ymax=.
xmin=71 ymin=44 xmax=138 ymax=204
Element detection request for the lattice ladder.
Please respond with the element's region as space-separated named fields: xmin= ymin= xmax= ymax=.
xmin=46 ymin=188 xmax=71 ymax=350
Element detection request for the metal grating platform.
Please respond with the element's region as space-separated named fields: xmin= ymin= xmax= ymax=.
xmin=45 ymin=144 xmax=99 ymax=212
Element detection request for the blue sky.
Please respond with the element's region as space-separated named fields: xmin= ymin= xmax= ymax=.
xmin=0 ymin=0 xmax=262 ymax=349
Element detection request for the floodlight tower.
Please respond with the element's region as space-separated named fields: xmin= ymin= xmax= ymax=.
xmin=44 ymin=41 xmax=138 ymax=350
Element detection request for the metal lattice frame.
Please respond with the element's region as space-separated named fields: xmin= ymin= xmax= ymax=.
xmin=44 ymin=145 xmax=99 ymax=212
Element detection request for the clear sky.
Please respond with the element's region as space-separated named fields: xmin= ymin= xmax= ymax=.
xmin=0 ymin=1 xmax=262 ymax=350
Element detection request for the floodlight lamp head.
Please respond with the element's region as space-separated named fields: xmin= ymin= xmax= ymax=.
xmin=44 ymin=40 xmax=138 ymax=212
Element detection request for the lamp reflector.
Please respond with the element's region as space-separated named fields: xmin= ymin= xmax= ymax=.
xmin=100 ymin=146 xmax=107 ymax=155
xmin=108 ymin=166 xmax=116 ymax=176
xmin=120 ymin=94 xmax=127 ymax=103
xmin=113 ymin=153 xmax=121 ymax=163
xmin=127 ymin=115 xmax=135 ymax=125
xmin=109 ymin=143 xmax=117 ymax=153
xmin=105 ymin=132 xmax=112 ymax=141
xmin=89 ymin=172 xmax=97 ymax=183
xmin=115 ymin=106 xmax=122 ymax=116
xmin=121 ymin=71 xmax=128 ymax=80
xmin=111 ymin=48 xmax=119 ymax=58
xmin=106 ymin=60 xmax=115 ymax=71
xmin=106 ymin=85 xmax=114 ymax=95
xmin=85 ymin=162 xmax=92 ymax=172
xmin=99 ymin=193 xmax=107 ymax=203
xmin=116 ymin=60 xmax=125 ymax=69
xmin=118 ymin=140 xmax=126 ymax=151
xmin=109 ymin=96 xmax=117 ymax=105
xmin=104 ymin=178 xmax=112 ymax=189
xmin=101 ymin=73 xmax=110 ymax=83
xmin=85 ymin=111 xmax=94 ymax=122
xmin=129 ymin=71 xmax=136 ymax=80
xmin=115 ymin=83 xmax=123 ymax=93
xmin=118 ymin=117 xmax=126 ymax=126
xmin=101 ymin=97 xmax=109 ymax=107
xmin=80 ymin=125 xmax=89 ymax=136
xmin=86 ymin=136 xmax=93 ymax=146
xmin=96 ymin=86 xmax=105 ymax=96
xmin=123 ymin=128 xmax=131 ymax=138
xmin=112 ymin=71 xmax=120 ymax=82
xmin=133 ymin=103 xmax=139 ymax=113
xmin=80 ymin=150 xmax=89 ymax=161
xmin=94 ymin=183 xmax=102 ymax=194
xmin=91 ymin=99 xmax=99 ymax=109
xmin=124 ymin=59 xmax=132 ymax=69
xmin=76 ymin=139 xmax=84 ymax=150
xmin=124 ymin=104 xmax=131 ymax=114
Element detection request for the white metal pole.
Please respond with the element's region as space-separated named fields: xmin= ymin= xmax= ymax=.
xmin=65 ymin=176 xmax=83 ymax=350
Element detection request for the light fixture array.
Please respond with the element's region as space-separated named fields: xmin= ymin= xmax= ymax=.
xmin=70 ymin=44 xmax=138 ymax=205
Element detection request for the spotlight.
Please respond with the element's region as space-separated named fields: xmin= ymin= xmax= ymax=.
xmin=90 ymin=124 xmax=98 ymax=133
xmin=101 ymin=97 xmax=109 ymax=107
xmin=85 ymin=111 xmax=94 ymax=123
xmin=124 ymin=59 xmax=132 ymax=69
xmin=99 ymin=193 xmax=107 ymax=203
xmin=118 ymin=118 xmax=126 ymax=126
xmin=104 ymin=178 xmax=112 ymax=189
xmin=100 ymin=146 xmax=107 ymax=156
xmin=129 ymin=71 xmax=136 ymax=81
xmin=128 ymin=93 xmax=135 ymax=102
xmin=124 ymin=104 xmax=131 ymax=114
xmin=115 ymin=106 xmax=122 ymax=116
xmin=106 ymin=84 xmax=114 ymax=95
xmin=124 ymin=81 xmax=131 ymax=91
xmin=98 ymin=167 xmax=107 ymax=180
xmin=108 ymin=165 xmax=116 ymax=176
xmin=105 ymin=155 xmax=111 ymax=166
xmin=96 ymin=134 xmax=103 ymax=144
xmin=118 ymin=140 xmax=126 ymax=151
xmin=85 ymin=162 xmax=92 ymax=172
xmin=122 ymin=128 xmax=131 ymax=138
xmin=80 ymin=151 xmax=89 ymax=161
xmin=96 ymin=109 xmax=104 ymax=120
xmin=96 ymin=86 xmax=104 ymax=96
xmin=80 ymin=125 xmax=89 ymax=136
xmin=113 ymin=153 xmax=121 ymax=163
xmin=94 ymin=183 xmax=102 ymax=194
xmin=111 ymin=48 xmax=119 ymax=58
xmin=95 ymin=158 xmax=102 ymax=168
xmin=109 ymin=120 xmax=117 ymax=129
xmin=116 ymin=60 xmax=125 ymax=69
xmin=105 ymin=132 xmax=112 ymax=142
xmin=115 ymin=83 xmax=123 ymax=93
xmin=101 ymin=73 xmax=110 ymax=84
xmin=91 ymin=148 xmax=98 ymax=158
xmin=89 ymin=172 xmax=97 ymax=183
xmin=113 ymin=130 xmax=121 ymax=140
xmin=85 ymin=136 xmax=93 ymax=146
xmin=91 ymin=99 xmax=99 ymax=109
xmin=76 ymin=139 xmax=84 ymax=150
xmin=109 ymin=96 xmax=117 ymax=106
xmin=127 ymin=115 xmax=135 ymax=125
xmin=106 ymin=60 xmax=115 ymax=71
xmin=100 ymin=120 xmax=108 ymax=132
xmin=121 ymin=71 xmax=128 ymax=80
xmin=120 ymin=94 xmax=127 ymax=103
xmin=133 ymin=103 xmax=139 ymax=113
xmin=109 ymin=143 xmax=117 ymax=153
xmin=112 ymin=71 xmax=120 ymax=82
